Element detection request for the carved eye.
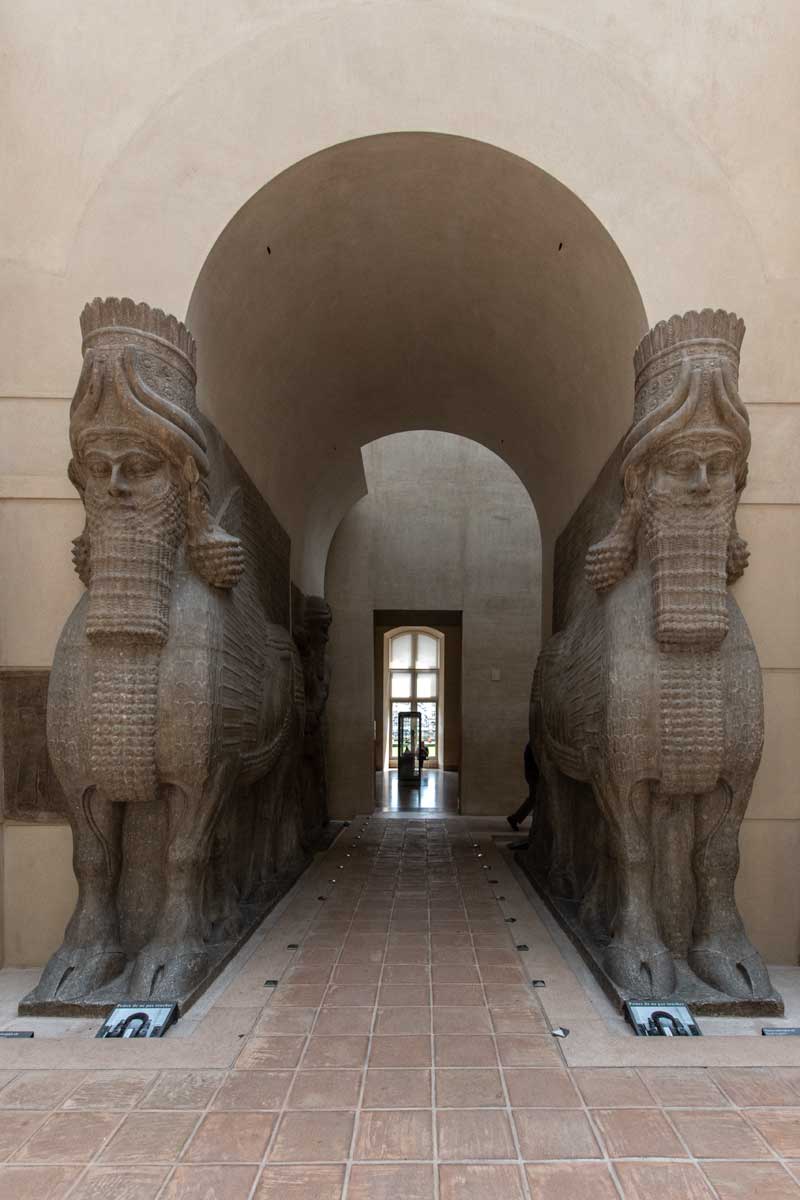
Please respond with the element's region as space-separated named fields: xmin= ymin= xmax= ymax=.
xmin=85 ymin=457 xmax=111 ymax=479
xmin=124 ymin=453 xmax=161 ymax=477
xmin=664 ymin=451 xmax=696 ymax=475
xmin=707 ymin=454 xmax=733 ymax=476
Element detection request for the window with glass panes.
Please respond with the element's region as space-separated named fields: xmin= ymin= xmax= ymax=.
xmin=388 ymin=629 xmax=441 ymax=765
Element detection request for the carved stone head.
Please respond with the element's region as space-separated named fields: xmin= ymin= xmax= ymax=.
xmin=586 ymin=310 xmax=751 ymax=646
xmin=69 ymin=299 xmax=243 ymax=640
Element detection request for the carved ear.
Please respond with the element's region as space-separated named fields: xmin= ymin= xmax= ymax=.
xmin=215 ymin=487 xmax=243 ymax=539
xmin=585 ymin=471 xmax=643 ymax=593
xmin=67 ymin=459 xmax=91 ymax=585
xmin=726 ymin=520 xmax=750 ymax=583
xmin=183 ymin=457 xmax=245 ymax=589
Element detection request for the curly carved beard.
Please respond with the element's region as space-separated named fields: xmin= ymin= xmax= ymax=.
xmin=85 ymin=483 xmax=185 ymax=643
xmin=642 ymin=484 xmax=737 ymax=648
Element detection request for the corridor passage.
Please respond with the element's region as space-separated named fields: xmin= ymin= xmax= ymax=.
xmin=0 ymin=817 xmax=799 ymax=1198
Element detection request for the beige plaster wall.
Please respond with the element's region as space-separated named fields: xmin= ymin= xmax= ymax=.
xmin=1 ymin=1 xmax=799 ymax=963
xmin=325 ymin=432 xmax=541 ymax=816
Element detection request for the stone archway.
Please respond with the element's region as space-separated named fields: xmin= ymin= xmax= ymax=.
xmin=186 ymin=132 xmax=648 ymax=626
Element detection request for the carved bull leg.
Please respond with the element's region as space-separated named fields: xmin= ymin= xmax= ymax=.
xmin=538 ymin=751 xmax=578 ymax=900
xmin=689 ymin=779 xmax=771 ymax=998
xmin=27 ymin=789 xmax=125 ymax=1002
xmin=129 ymin=758 xmax=238 ymax=999
xmin=591 ymin=772 xmax=676 ymax=997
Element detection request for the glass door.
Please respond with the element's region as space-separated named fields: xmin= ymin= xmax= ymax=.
xmin=387 ymin=629 xmax=442 ymax=767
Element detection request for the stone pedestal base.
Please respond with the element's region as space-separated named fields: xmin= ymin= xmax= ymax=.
xmin=516 ymin=852 xmax=784 ymax=1018
xmin=19 ymin=859 xmax=312 ymax=1020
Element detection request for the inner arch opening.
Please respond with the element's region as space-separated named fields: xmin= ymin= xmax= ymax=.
xmin=186 ymin=130 xmax=648 ymax=620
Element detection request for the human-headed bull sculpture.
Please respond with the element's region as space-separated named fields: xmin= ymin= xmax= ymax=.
xmin=293 ymin=594 xmax=333 ymax=844
xmin=23 ymin=298 xmax=306 ymax=1011
xmin=527 ymin=310 xmax=780 ymax=1011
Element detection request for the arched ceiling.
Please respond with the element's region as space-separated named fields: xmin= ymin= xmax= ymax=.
xmin=187 ymin=132 xmax=648 ymax=595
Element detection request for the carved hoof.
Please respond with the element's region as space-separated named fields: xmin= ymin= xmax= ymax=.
xmin=25 ymin=946 xmax=126 ymax=1004
xmin=604 ymin=939 xmax=676 ymax=998
xmin=689 ymin=941 xmax=773 ymax=1000
xmin=129 ymin=944 xmax=208 ymax=1002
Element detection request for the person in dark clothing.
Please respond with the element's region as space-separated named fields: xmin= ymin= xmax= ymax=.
xmin=417 ymin=740 xmax=429 ymax=776
xmin=507 ymin=742 xmax=539 ymax=831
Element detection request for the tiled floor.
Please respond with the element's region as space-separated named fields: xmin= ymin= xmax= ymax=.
xmin=0 ymin=816 xmax=800 ymax=1197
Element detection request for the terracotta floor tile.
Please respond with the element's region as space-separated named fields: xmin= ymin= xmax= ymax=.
xmin=437 ymin=1109 xmax=515 ymax=1159
xmin=312 ymin=1007 xmax=373 ymax=1036
xmin=254 ymin=1008 xmax=318 ymax=1036
xmin=378 ymin=985 xmax=430 ymax=1006
xmin=162 ymin=1164 xmax=258 ymax=1199
xmin=99 ymin=1112 xmax=198 ymax=1163
xmin=592 ymin=1107 xmax=686 ymax=1158
xmin=184 ymin=1113 xmax=275 ymax=1163
xmin=0 ymin=1111 xmax=48 ymax=1160
xmin=301 ymin=1035 xmax=368 ymax=1068
xmin=384 ymin=948 xmax=430 ymax=964
xmin=287 ymin=1071 xmax=362 ymax=1110
xmin=483 ymin=985 xmax=535 ymax=1008
xmin=504 ymin=1068 xmax=580 ymax=1107
xmin=434 ymin=1035 xmax=497 ymax=1067
xmin=322 ymin=986 xmax=378 ymax=1007
xmin=269 ymin=1111 xmax=355 ymax=1162
xmin=370 ymin=1035 xmax=432 ymax=1067
xmin=0 ymin=1071 xmax=86 ymax=1109
xmin=354 ymin=1108 xmax=433 ymax=1160
xmin=348 ymin=1162 xmax=434 ymax=1199
xmin=496 ymin=1036 xmax=561 ymax=1066
xmin=573 ymin=1068 xmax=655 ymax=1108
xmin=747 ymin=1109 xmax=800 ymax=1157
xmin=12 ymin=1111 xmax=121 ymax=1163
xmin=638 ymin=1067 xmax=726 ymax=1107
xmin=363 ymin=1069 xmax=431 ymax=1109
xmin=212 ymin=1071 xmax=292 ymax=1110
xmin=383 ymin=965 xmax=430 ymax=985
xmin=431 ymin=966 xmax=481 ymax=985
xmin=330 ymin=966 xmax=381 ymax=985
xmin=428 ymin=948 xmax=474 ymax=964
xmin=432 ymin=985 xmax=485 ymax=1006
xmin=374 ymin=1006 xmax=431 ymax=1034
xmin=439 ymin=1163 xmax=525 ymax=1200
xmin=671 ymin=1107 xmax=772 ymax=1158
xmin=513 ymin=1108 xmax=601 ymax=1160
xmin=432 ymin=1007 xmax=492 ymax=1034
xmin=62 ymin=1072 xmax=156 ymax=1110
xmin=254 ymin=1164 xmax=346 ymax=1198
xmin=436 ymin=1068 xmax=505 ymax=1107
xmin=271 ymin=986 xmax=327 ymax=1007
xmin=67 ymin=1166 xmax=169 ymax=1200
xmin=479 ymin=965 xmax=526 ymax=984
xmin=0 ymin=1164 xmax=81 ymax=1200
xmin=702 ymin=1161 xmax=800 ymax=1199
xmin=476 ymin=949 xmax=519 ymax=965
xmin=286 ymin=968 xmax=333 ymax=985
xmin=237 ymin=1036 xmax=307 ymax=1069
xmin=525 ymin=1162 xmax=619 ymax=1199
xmin=614 ymin=1161 xmax=716 ymax=1199
xmin=140 ymin=1071 xmax=225 ymax=1109
xmin=712 ymin=1068 xmax=800 ymax=1107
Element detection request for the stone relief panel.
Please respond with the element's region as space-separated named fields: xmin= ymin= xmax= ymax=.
xmin=0 ymin=670 xmax=66 ymax=822
xmin=522 ymin=309 xmax=782 ymax=1015
xmin=293 ymin=590 xmax=333 ymax=845
xmin=22 ymin=298 xmax=304 ymax=1016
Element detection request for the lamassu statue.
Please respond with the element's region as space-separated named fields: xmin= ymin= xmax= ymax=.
xmin=23 ymin=298 xmax=305 ymax=1012
xmin=293 ymin=594 xmax=333 ymax=845
xmin=525 ymin=310 xmax=780 ymax=1013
